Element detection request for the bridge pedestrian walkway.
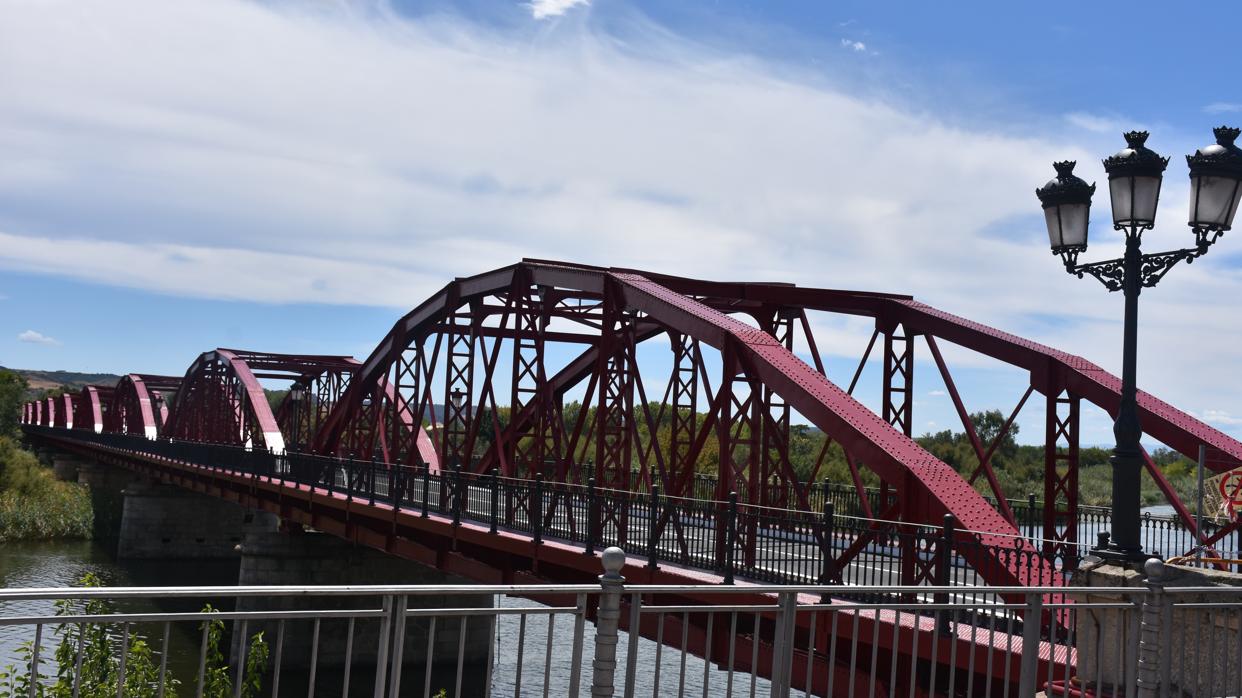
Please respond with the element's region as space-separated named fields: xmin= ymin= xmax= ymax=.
xmin=25 ymin=425 xmax=1087 ymax=695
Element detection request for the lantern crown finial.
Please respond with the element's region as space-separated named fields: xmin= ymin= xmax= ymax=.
xmin=1103 ymin=130 xmax=1169 ymax=178
xmin=1187 ymin=125 xmax=1242 ymax=174
xmin=1215 ymin=126 xmax=1241 ymax=147
xmin=1037 ymin=161 xmax=1095 ymax=208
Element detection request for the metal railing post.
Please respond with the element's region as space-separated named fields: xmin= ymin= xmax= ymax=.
xmin=489 ymin=468 xmax=499 ymax=534
xmin=372 ymin=595 xmax=394 ymax=698
xmin=534 ymin=472 xmax=544 ymax=545
xmin=369 ymin=456 xmax=377 ymax=505
xmin=590 ymin=547 xmax=626 ymax=698
xmin=1136 ymin=558 xmax=1167 ymax=698
xmin=452 ymin=463 xmax=462 ymax=528
xmin=421 ymin=465 xmax=430 ymax=518
xmin=647 ymin=484 xmax=661 ymax=570
xmin=770 ymin=592 xmax=799 ymax=698
xmin=386 ymin=595 xmax=408 ymax=698
xmin=1027 ymin=492 xmax=1037 ymax=541
xmin=936 ymin=514 xmax=955 ymax=636
xmin=586 ymin=477 xmax=598 ymax=555
xmin=1017 ymin=593 xmax=1043 ymax=698
xmin=724 ymin=491 xmax=737 ymax=585
xmin=820 ymin=491 xmax=835 ymax=603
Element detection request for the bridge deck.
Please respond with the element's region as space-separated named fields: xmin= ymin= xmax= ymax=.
xmin=28 ymin=426 xmax=1073 ymax=695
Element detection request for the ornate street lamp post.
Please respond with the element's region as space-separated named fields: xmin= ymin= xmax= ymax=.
xmin=1037 ymin=127 xmax=1242 ymax=562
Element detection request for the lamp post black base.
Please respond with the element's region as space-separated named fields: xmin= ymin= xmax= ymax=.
xmin=1092 ymin=546 xmax=1153 ymax=566
xmin=1091 ymin=532 xmax=1153 ymax=566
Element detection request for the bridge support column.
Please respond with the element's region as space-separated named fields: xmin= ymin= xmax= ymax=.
xmin=236 ymin=529 xmax=493 ymax=695
xmin=51 ymin=455 xmax=82 ymax=481
xmin=75 ymin=460 xmax=132 ymax=549
xmin=117 ymin=479 xmax=275 ymax=559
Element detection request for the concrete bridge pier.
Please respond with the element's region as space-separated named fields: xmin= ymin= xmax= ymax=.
xmin=117 ymin=479 xmax=277 ymax=559
xmin=74 ymin=459 xmax=133 ymax=549
xmin=51 ymin=454 xmax=83 ymax=481
xmin=235 ymin=529 xmax=493 ymax=695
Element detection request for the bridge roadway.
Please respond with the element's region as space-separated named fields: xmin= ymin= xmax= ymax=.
xmin=26 ymin=426 xmax=1064 ymax=696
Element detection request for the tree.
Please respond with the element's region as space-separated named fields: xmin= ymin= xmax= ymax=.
xmin=970 ymin=410 xmax=1019 ymax=459
xmin=0 ymin=370 xmax=27 ymax=437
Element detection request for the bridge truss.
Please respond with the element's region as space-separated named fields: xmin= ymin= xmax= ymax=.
xmin=20 ymin=259 xmax=1242 ymax=584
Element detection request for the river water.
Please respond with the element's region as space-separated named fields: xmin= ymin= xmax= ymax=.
xmin=0 ymin=539 xmax=769 ymax=697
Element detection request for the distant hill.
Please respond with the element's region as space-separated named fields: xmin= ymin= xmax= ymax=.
xmin=0 ymin=366 xmax=124 ymax=400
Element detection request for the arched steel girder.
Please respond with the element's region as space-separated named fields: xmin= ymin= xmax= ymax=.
xmin=163 ymin=349 xmax=380 ymax=454
xmin=73 ymin=386 xmax=114 ymax=434
xmin=53 ymin=394 xmax=74 ymax=429
xmin=106 ymin=374 xmax=182 ymax=439
xmin=639 ymin=269 xmax=1242 ymax=548
xmin=43 ymin=397 xmax=58 ymax=428
xmin=314 ymin=260 xmax=1055 ymax=589
xmin=639 ymin=270 xmax=1242 ymax=470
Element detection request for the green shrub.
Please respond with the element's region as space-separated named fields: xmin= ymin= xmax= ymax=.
xmin=0 ymin=437 xmax=92 ymax=542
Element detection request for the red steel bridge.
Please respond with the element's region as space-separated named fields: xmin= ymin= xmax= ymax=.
xmin=20 ymin=258 xmax=1242 ymax=695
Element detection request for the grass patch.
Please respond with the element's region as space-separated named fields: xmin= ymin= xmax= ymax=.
xmin=0 ymin=437 xmax=92 ymax=542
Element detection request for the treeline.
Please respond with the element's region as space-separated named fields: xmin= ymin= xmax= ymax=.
xmin=459 ymin=402 xmax=1196 ymax=508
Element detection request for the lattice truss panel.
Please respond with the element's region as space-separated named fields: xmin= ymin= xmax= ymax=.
xmin=262 ymin=258 xmax=1242 ymax=581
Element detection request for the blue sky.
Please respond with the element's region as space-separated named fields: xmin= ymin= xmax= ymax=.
xmin=1 ymin=0 xmax=1239 ymax=446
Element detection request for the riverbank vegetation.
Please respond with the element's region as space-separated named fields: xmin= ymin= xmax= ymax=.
xmin=0 ymin=437 xmax=93 ymax=542
xmin=0 ymin=369 xmax=93 ymax=541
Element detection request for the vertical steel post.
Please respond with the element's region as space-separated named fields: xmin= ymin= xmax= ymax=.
xmin=1197 ymin=445 xmax=1206 ymax=560
xmin=586 ymin=477 xmax=598 ymax=555
xmin=820 ymin=493 xmax=835 ymax=602
xmin=591 ymin=547 xmax=626 ymax=698
xmin=452 ymin=463 xmax=462 ymax=527
xmin=369 ymin=455 xmax=377 ymax=505
xmin=489 ymin=468 xmax=499 ymax=534
xmin=647 ymin=484 xmax=661 ymax=569
xmin=1028 ymin=492 xmax=1037 ymax=542
xmin=534 ymin=472 xmax=544 ymax=545
xmin=421 ymin=465 xmax=430 ymax=518
xmin=724 ymin=491 xmax=738 ymax=585
xmin=936 ymin=514 xmax=955 ymax=636
xmin=770 ymin=592 xmax=799 ymax=698
xmin=372 ymin=595 xmax=394 ymax=698
xmin=1017 ymin=593 xmax=1044 ymax=698
xmin=1136 ymin=558 xmax=1167 ymax=698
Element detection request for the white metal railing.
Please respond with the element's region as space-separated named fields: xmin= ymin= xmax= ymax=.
xmin=0 ymin=552 xmax=1237 ymax=697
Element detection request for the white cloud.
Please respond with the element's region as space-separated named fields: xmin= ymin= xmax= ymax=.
xmin=1204 ymin=103 xmax=1242 ymax=115
xmin=1201 ymin=410 xmax=1242 ymax=427
xmin=0 ymin=0 xmax=1239 ymax=443
xmin=528 ymin=0 xmax=589 ymax=20
xmin=1064 ymin=112 xmax=1131 ymax=134
xmin=928 ymin=389 xmax=947 ymax=397
xmin=840 ymin=39 xmax=866 ymax=52
xmin=17 ymin=330 xmax=61 ymax=346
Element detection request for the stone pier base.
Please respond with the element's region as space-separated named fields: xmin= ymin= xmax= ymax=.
xmin=75 ymin=460 xmax=131 ymax=549
xmin=117 ymin=480 xmax=276 ymax=559
xmin=235 ymin=530 xmax=493 ymax=695
xmin=51 ymin=455 xmax=81 ymax=481
xmin=1073 ymin=558 xmax=1242 ymax=697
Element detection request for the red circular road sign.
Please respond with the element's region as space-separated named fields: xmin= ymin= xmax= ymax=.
xmin=1219 ymin=470 xmax=1242 ymax=517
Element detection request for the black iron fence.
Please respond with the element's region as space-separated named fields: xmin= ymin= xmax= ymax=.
xmin=562 ymin=462 xmax=1235 ymax=570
